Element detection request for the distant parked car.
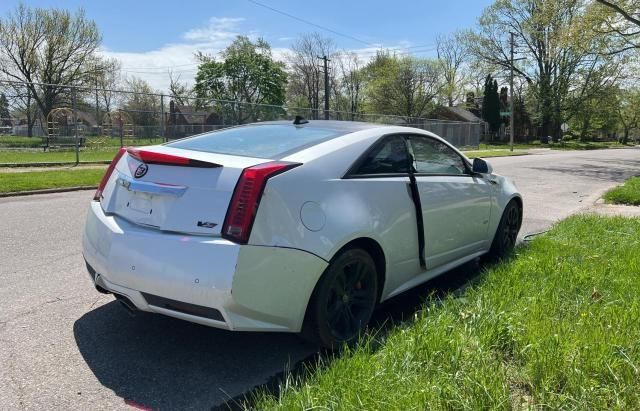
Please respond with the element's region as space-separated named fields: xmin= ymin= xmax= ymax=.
xmin=83 ymin=120 xmax=522 ymax=347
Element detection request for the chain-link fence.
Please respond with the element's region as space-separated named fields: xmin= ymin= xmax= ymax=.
xmin=0 ymin=79 xmax=482 ymax=165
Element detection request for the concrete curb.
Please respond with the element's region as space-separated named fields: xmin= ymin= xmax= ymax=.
xmin=0 ymin=161 xmax=111 ymax=168
xmin=0 ymin=186 xmax=96 ymax=198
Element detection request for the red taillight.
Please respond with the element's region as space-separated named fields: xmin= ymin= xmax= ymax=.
xmin=222 ymin=161 xmax=300 ymax=244
xmin=126 ymin=148 xmax=220 ymax=168
xmin=94 ymin=147 xmax=126 ymax=201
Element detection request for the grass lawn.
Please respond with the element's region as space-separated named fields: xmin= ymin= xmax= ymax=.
xmin=0 ymin=135 xmax=163 ymax=148
xmin=0 ymin=149 xmax=119 ymax=164
xmin=604 ymin=177 xmax=640 ymax=206
xmin=0 ymin=136 xmax=43 ymax=148
xmin=0 ymin=136 xmax=163 ymax=164
xmin=463 ymin=149 xmax=528 ymax=159
xmin=250 ymin=215 xmax=640 ymax=409
xmin=0 ymin=167 xmax=106 ymax=193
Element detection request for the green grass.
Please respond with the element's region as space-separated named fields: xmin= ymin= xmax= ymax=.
xmin=604 ymin=177 xmax=640 ymax=206
xmin=0 ymin=167 xmax=106 ymax=193
xmin=476 ymin=140 xmax=633 ymax=151
xmin=0 ymin=136 xmax=163 ymax=164
xmin=0 ymin=136 xmax=43 ymax=148
xmin=250 ymin=215 xmax=640 ymax=410
xmin=0 ymin=149 xmax=119 ymax=164
xmin=477 ymin=142 xmax=544 ymax=151
xmin=463 ymin=149 xmax=528 ymax=159
xmin=549 ymin=141 xmax=632 ymax=151
xmin=0 ymin=135 xmax=163 ymax=148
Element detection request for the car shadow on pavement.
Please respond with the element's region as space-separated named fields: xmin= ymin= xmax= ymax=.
xmin=73 ymin=302 xmax=315 ymax=410
xmin=74 ymin=259 xmax=486 ymax=410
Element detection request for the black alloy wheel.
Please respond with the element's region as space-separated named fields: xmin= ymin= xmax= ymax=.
xmin=485 ymin=200 xmax=522 ymax=261
xmin=502 ymin=202 xmax=521 ymax=251
xmin=304 ymin=248 xmax=378 ymax=348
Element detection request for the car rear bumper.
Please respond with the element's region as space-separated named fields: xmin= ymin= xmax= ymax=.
xmin=83 ymin=201 xmax=328 ymax=332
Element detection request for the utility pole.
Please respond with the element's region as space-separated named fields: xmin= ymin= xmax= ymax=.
xmin=509 ymin=32 xmax=515 ymax=152
xmin=94 ymin=65 xmax=100 ymax=132
xmin=318 ymin=55 xmax=330 ymax=120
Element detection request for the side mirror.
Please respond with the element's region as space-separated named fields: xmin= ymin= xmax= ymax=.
xmin=472 ymin=157 xmax=493 ymax=174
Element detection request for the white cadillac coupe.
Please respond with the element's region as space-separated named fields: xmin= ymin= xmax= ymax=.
xmin=83 ymin=119 xmax=522 ymax=347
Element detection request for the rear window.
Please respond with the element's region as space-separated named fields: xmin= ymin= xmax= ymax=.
xmin=166 ymin=125 xmax=343 ymax=158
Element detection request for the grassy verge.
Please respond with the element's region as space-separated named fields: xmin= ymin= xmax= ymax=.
xmin=0 ymin=167 xmax=105 ymax=193
xmin=477 ymin=141 xmax=634 ymax=151
xmin=250 ymin=215 xmax=640 ymax=409
xmin=604 ymin=177 xmax=640 ymax=206
xmin=463 ymin=149 xmax=528 ymax=159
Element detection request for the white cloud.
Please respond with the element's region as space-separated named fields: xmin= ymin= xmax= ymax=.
xmin=98 ymin=16 xmax=428 ymax=93
xmin=98 ymin=17 xmax=247 ymax=92
xmin=182 ymin=17 xmax=244 ymax=42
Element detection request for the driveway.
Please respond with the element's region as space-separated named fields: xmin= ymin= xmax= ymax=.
xmin=0 ymin=148 xmax=638 ymax=410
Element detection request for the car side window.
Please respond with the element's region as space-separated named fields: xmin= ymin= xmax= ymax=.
xmin=408 ymin=136 xmax=468 ymax=175
xmin=354 ymin=135 xmax=410 ymax=175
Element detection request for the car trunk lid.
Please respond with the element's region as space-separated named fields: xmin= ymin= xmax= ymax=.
xmin=100 ymin=146 xmax=268 ymax=236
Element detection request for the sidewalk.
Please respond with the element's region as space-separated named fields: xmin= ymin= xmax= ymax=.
xmin=586 ymin=199 xmax=640 ymax=217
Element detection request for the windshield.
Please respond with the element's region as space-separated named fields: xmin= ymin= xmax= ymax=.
xmin=166 ymin=124 xmax=344 ymax=158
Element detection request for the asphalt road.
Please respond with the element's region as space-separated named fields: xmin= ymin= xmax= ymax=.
xmin=1 ymin=148 xmax=638 ymax=410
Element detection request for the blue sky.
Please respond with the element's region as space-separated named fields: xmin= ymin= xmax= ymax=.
xmin=0 ymin=0 xmax=494 ymax=90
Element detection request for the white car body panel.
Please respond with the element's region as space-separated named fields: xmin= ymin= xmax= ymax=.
xmin=82 ymin=121 xmax=522 ymax=333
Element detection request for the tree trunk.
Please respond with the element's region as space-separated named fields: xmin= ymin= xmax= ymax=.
xmin=621 ymin=128 xmax=629 ymax=145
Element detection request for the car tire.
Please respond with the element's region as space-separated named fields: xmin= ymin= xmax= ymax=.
xmin=485 ymin=200 xmax=522 ymax=262
xmin=302 ymin=248 xmax=378 ymax=349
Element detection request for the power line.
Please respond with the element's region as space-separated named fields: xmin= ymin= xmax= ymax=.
xmin=246 ymin=0 xmax=377 ymax=47
xmin=354 ymin=45 xmax=438 ymax=57
xmin=120 ymin=62 xmax=199 ymax=70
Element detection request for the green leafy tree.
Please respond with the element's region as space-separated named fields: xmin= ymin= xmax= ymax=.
xmin=593 ymin=0 xmax=640 ymax=53
xmin=568 ymin=85 xmax=620 ymax=141
xmin=617 ymin=89 xmax=640 ymax=144
xmin=194 ymin=36 xmax=287 ymax=124
xmin=468 ymin=0 xmax=624 ymax=139
xmin=482 ymin=74 xmax=501 ymax=135
xmin=365 ymin=52 xmax=443 ymax=120
xmin=0 ymin=5 xmax=102 ymax=135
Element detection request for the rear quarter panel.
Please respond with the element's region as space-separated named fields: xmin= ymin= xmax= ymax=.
xmin=249 ymin=128 xmax=423 ymax=297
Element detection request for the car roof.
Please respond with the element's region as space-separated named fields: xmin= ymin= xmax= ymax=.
xmin=255 ymin=120 xmax=389 ymax=132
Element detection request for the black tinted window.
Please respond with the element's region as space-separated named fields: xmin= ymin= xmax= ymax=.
xmin=167 ymin=125 xmax=342 ymax=158
xmin=355 ymin=135 xmax=410 ymax=175
xmin=409 ymin=136 xmax=467 ymax=175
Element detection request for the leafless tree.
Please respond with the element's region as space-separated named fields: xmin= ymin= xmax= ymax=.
xmin=436 ymin=32 xmax=470 ymax=106
xmin=287 ymin=33 xmax=335 ymax=119
xmin=93 ymin=57 xmax=121 ymax=117
xmin=168 ymin=70 xmax=193 ymax=106
xmin=122 ymin=76 xmax=160 ymax=134
xmin=332 ymin=51 xmax=365 ymax=120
